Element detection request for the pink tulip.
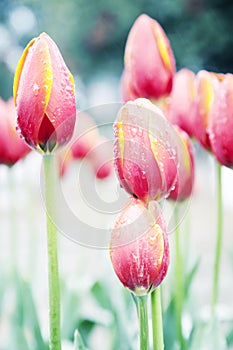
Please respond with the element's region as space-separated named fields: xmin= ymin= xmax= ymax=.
xmin=114 ymin=98 xmax=178 ymax=202
xmin=168 ymin=126 xmax=195 ymax=201
xmin=0 ymin=97 xmax=31 ymax=166
xmin=110 ymin=197 xmax=169 ymax=296
xmin=167 ymin=68 xmax=196 ymax=138
xmin=13 ymin=32 xmax=76 ymax=153
xmin=209 ymin=73 xmax=233 ymax=167
xmin=71 ymin=112 xmax=99 ymax=159
xmin=122 ymin=14 xmax=176 ymax=101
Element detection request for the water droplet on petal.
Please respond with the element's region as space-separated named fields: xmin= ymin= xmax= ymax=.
xmin=33 ymin=83 xmax=39 ymax=96
xmin=130 ymin=127 xmax=138 ymax=137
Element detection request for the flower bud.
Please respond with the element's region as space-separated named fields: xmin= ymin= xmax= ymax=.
xmin=209 ymin=73 xmax=233 ymax=167
xmin=114 ymin=98 xmax=178 ymax=202
xmin=13 ymin=32 xmax=76 ymax=153
xmin=0 ymin=98 xmax=31 ymax=166
xmin=168 ymin=126 xmax=195 ymax=201
xmin=110 ymin=197 xmax=169 ymax=296
xmin=167 ymin=69 xmax=196 ymax=138
xmin=123 ymin=14 xmax=176 ymax=101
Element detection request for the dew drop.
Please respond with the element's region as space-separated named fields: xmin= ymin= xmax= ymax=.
xmin=130 ymin=127 xmax=138 ymax=137
xmin=137 ymin=127 xmax=143 ymax=137
xmin=33 ymin=83 xmax=39 ymax=96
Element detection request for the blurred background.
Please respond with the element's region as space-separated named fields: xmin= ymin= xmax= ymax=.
xmin=1 ymin=0 xmax=233 ymax=103
xmin=0 ymin=0 xmax=233 ymax=349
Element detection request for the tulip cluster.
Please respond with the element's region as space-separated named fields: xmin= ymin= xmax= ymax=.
xmin=111 ymin=17 xmax=195 ymax=348
xmin=110 ymin=98 xmax=194 ymax=296
xmin=0 ymin=97 xmax=31 ymax=166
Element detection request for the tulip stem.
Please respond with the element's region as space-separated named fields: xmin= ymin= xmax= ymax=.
xmin=151 ymin=287 xmax=164 ymax=350
xmin=211 ymin=162 xmax=223 ymax=313
xmin=174 ymin=206 xmax=186 ymax=350
xmin=43 ymin=155 xmax=61 ymax=350
xmin=138 ymin=295 xmax=149 ymax=350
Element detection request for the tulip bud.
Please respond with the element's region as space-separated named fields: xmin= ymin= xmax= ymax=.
xmin=209 ymin=73 xmax=233 ymax=168
xmin=167 ymin=69 xmax=196 ymax=138
xmin=13 ymin=32 xmax=76 ymax=153
xmin=194 ymin=70 xmax=220 ymax=150
xmin=71 ymin=112 xmax=99 ymax=159
xmin=114 ymin=98 xmax=178 ymax=202
xmin=123 ymin=14 xmax=176 ymax=101
xmin=110 ymin=197 xmax=169 ymax=296
xmin=0 ymin=97 xmax=31 ymax=166
xmin=168 ymin=126 xmax=195 ymax=201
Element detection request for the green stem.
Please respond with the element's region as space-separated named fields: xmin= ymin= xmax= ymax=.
xmin=151 ymin=287 xmax=164 ymax=350
xmin=43 ymin=155 xmax=61 ymax=350
xmin=211 ymin=162 xmax=223 ymax=313
xmin=138 ymin=295 xmax=149 ymax=350
xmin=174 ymin=206 xmax=186 ymax=350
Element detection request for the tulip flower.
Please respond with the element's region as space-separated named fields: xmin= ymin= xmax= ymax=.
xmin=13 ymin=32 xmax=76 ymax=153
xmin=168 ymin=126 xmax=195 ymax=201
xmin=209 ymin=73 xmax=233 ymax=168
xmin=110 ymin=197 xmax=169 ymax=296
xmin=193 ymin=70 xmax=220 ymax=150
xmin=0 ymin=97 xmax=31 ymax=166
xmin=123 ymin=14 xmax=176 ymax=101
xmin=167 ymin=68 xmax=196 ymax=138
xmin=71 ymin=112 xmax=99 ymax=159
xmin=114 ymin=98 xmax=178 ymax=202
xmin=13 ymin=33 xmax=77 ymax=350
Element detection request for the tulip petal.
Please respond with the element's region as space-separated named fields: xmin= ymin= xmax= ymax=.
xmin=45 ymin=33 xmax=76 ymax=146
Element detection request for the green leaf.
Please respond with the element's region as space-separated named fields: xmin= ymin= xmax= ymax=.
xmin=163 ymin=297 xmax=177 ymax=350
xmin=184 ymin=259 xmax=201 ymax=297
xmin=9 ymin=324 xmax=31 ymax=350
xmin=226 ymin=325 xmax=233 ymax=346
xmin=91 ymin=281 xmax=112 ymax=310
xmin=74 ymin=329 xmax=87 ymax=350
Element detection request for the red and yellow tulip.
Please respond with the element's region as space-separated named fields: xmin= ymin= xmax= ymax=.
xmin=13 ymin=32 xmax=76 ymax=153
xmin=110 ymin=197 xmax=169 ymax=296
xmin=122 ymin=14 xmax=176 ymax=101
xmin=114 ymin=98 xmax=178 ymax=202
